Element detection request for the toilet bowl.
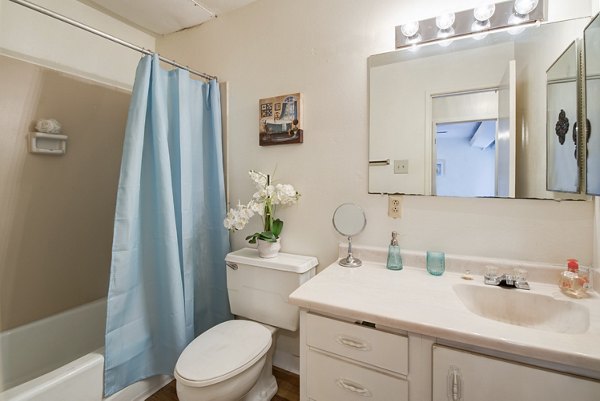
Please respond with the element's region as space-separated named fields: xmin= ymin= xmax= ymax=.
xmin=174 ymin=248 xmax=318 ymax=401
xmin=174 ymin=320 xmax=276 ymax=401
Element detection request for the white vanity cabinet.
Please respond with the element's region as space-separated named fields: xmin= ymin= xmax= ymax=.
xmin=303 ymin=312 xmax=409 ymax=401
xmin=432 ymin=345 xmax=600 ymax=401
xmin=300 ymin=311 xmax=600 ymax=401
xmin=291 ymin=260 xmax=600 ymax=401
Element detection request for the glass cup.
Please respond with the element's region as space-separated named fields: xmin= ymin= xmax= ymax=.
xmin=426 ymin=251 xmax=445 ymax=276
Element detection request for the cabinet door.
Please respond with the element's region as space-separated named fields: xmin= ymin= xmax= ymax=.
xmin=433 ymin=345 xmax=600 ymax=401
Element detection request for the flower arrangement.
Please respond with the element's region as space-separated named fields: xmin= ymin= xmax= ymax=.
xmin=224 ymin=170 xmax=300 ymax=244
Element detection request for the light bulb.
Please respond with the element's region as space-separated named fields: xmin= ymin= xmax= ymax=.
xmin=473 ymin=31 xmax=489 ymax=40
xmin=471 ymin=20 xmax=490 ymax=32
xmin=514 ymin=0 xmax=539 ymax=16
xmin=439 ymin=39 xmax=453 ymax=48
xmin=436 ymin=13 xmax=455 ymax=30
xmin=406 ymin=34 xmax=422 ymax=44
xmin=508 ymin=13 xmax=527 ymax=35
xmin=401 ymin=21 xmax=419 ymax=38
xmin=508 ymin=13 xmax=527 ymax=25
xmin=437 ymin=27 xmax=455 ymax=39
xmin=474 ymin=4 xmax=495 ymax=22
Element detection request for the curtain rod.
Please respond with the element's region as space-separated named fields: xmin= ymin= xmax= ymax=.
xmin=9 ymin=0 xmax=217 ymax=81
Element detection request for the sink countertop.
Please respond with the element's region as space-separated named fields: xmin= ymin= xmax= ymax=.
xmin=289 ymin=259 xmax=600 ymax=376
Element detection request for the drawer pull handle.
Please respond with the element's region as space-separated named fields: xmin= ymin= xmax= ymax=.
xmin=336 ymin=378 xmax=372 ymax=397
xmin=336 ymin=336 xmax=370 ymax=351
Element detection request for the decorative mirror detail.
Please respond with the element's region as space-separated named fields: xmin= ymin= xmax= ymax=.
xmin=332 ymin=203 xmax=366 ymax=268
xmin=555 ymin=110 xmax=569 ymax=145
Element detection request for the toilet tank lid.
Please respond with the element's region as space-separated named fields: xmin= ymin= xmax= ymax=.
xmin=225 ymin=248 xmax=318 ymax=273
xmin=174 ymin=320 xmax=271 ymax=387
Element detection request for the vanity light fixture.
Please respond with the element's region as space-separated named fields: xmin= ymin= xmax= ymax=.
xmin=395 ymin=0 xmax=545 ymax=49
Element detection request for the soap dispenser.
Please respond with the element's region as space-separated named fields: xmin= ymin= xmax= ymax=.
xmin=386 ymin=231 xmax=403 ymax=270
xmin=559 ymin=259 xmax=587 ymax=298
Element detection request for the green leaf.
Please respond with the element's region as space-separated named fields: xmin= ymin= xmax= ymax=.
xmin=259 ymin=231 xmax=276 ymax=240
xmin=245 ymin=233 xmax=259 ymax=244
xmin=272 ymin=219 xmax=283 ymax=237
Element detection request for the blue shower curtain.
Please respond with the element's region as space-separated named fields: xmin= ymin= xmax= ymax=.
xmin=103 ymin=54 xmax=231 ymax=396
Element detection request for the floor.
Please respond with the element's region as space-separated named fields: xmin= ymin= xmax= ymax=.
xmin=146 ymin=367 xmax=299 ymax=401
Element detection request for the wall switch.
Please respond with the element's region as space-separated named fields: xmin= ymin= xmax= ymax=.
xmin=388 ymin=195 xmax=402 ymax=218
xmin=394 ymin=159 xmax=409 ymax=174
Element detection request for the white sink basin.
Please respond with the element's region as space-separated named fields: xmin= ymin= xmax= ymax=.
xmin=453 ymin=283 xmax=589 ymax=334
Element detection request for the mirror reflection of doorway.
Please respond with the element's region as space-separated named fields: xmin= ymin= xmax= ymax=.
xmin=435 ymin=120 xmax=497 ymax=197
xmin=430 ymin=62 xmax=515 ymax=198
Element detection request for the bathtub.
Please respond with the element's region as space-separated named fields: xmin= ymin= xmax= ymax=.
xmin=0 ymin=299 xmax=171 ymax=401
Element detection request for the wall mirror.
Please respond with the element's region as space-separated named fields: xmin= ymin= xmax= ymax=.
xmin=585 ymin=13 xmax=600 ymax=195
xmin=369 ymin=17 xmax=590 ymax=199
xmin=546 ymin=39 xmax=581 ymax=194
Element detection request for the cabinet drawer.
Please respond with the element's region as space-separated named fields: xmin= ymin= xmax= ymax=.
xmin=307 ymin=350 xmax=408 ymax=401
xmin=306 ymin=313 xmax=408 ymax=375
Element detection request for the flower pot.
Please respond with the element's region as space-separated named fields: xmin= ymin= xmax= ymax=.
xmin=257 ymin=238 xmax=281 ymax=258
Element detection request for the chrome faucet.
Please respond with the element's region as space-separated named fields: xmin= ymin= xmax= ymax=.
xmin=484 ymin=267 xmax=530 ymax=290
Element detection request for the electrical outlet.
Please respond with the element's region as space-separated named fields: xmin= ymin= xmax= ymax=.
xmin=388 ymin=195 xmax=402 ymax=218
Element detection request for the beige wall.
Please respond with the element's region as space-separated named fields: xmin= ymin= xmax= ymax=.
xmin=0 ymin=0 xmax=155 ymax=90
xmin=158 ymin=0 xmax=594 ymax=271
xmin=0 ymin=55 xmax=130 ymax=331
xmin=0 ymin=0 xmax=152 ymax=330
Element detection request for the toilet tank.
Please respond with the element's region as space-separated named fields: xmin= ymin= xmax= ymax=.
xmin=225 ymin=248 xmax=318 ymax=331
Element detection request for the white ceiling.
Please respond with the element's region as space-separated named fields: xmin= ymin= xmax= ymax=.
xmin=83 ymin=0 xmax=258 ymax=35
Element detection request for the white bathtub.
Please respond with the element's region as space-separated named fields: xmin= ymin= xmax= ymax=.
xmin=0 ymin=299 xmax=170 ymax=401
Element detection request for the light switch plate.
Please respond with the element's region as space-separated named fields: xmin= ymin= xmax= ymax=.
xmin=394 ymin=159 xmax=409 ymax=174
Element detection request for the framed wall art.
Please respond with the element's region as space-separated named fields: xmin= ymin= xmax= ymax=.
xmin=259 ymin=93 xmax=303 ymax=146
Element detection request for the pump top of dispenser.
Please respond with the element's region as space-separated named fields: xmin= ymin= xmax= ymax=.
xmin=390 ymin=231 xmax=398 ymax=246
xmin=567 ymin=259 xmax=579 ymax=272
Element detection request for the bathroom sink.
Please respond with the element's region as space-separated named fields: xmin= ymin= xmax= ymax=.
xmin=452 ymin=283 xmax=589 ymax=334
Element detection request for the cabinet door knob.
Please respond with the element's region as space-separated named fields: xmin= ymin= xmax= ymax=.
xmin=336 ymin=378 xmax=372 ymax=397
xmin=336 ymin=336 xmax=371 ymax=351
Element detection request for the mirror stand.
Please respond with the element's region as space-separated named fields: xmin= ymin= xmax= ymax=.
xmin=332 ymin=203 xmax=367 ymax=268
xmin=339 ymin=236 xmax=362 ymax=267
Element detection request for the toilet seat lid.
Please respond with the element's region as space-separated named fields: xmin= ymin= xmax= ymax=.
xmin=174 ymin=320 xmax=272 ymax=387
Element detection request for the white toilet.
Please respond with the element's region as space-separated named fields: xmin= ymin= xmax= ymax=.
xmin=174 ymin=248 xmax=318 ymax=401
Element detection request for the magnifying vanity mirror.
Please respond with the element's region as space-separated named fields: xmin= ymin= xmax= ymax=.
xmin=332 ymin=203 xmax=367 ymax=267
xmin=368 ymin=16 xmax=591 ymax=200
